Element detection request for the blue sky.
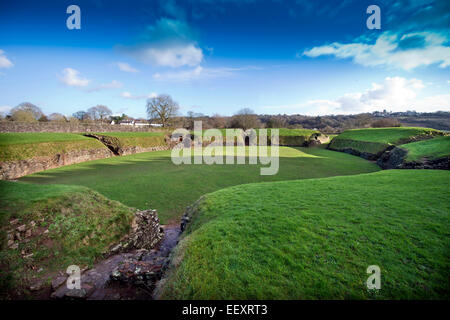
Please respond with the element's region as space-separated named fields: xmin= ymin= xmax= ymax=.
xmin=0 ymin=0 xmax=449 ymax=118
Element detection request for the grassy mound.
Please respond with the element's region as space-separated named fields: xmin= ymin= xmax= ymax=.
xmin=159 ymin=170 xmax=450 ymax=299
xmin=19 ymin=147 xmax=380 ymax=223
xmin=96 ymin=131 xmax=167 ymax=149
xmin=400 ymin=136 xmax=450 ymax=162
xmin=0 ymin=181 xmax=135 ymax=297
xmin=0 ymin=133 xmax=107 ymax=161
xmin=329 ymin=127 xmax=443 ymax=158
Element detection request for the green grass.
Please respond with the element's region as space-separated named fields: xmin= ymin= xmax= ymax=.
xmin=194 ymin=128 xmax=318 ymax=137
xmin=0 ymin=133 xmax=107 ymax=161
xmin=400 ymin=136 xmax=450 ymax=162
xmin=95 ymin=131 xmax=167 ymax=148
xmin=267 ymin=128 xmax=318 ymax=136
xmin=0 ymin=132 xmax=91 ymax=146
xmin=19 ymin=147 xmax=380 ymax=223
xmin=159 ymin=170 xmax=450 ymax=299
xmin=0 ymin=181 xmax=135 ymax=296
xmin=334 ymin=127 xmax=441 ymax=144
xmin=329 ymin=127 xmax=444 ymax=156
xmin=96 ymin=131 xmax=166 ymax=138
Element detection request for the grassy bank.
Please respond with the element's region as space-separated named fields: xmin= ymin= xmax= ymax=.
xmin=0 ymin=133 xmax=107 ymax=161
xmin=159 ymin=170 xmax=450 ymax=299
xmin=329 ymin=127 xmax=444 ymax=156
xmin=19 ymin=147 xmax=380 ymax=223
xmin=96 ymin=131 xmax=167 ymax=149
xmin=0 ymin=181 xmax=135 ymax=297
xmin=401 ymin=136 xmax=450 ymax=162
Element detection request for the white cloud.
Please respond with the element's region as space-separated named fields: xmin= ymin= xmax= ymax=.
xmin=258 ymin=77 xmax=450 ymax=115
xmin=117 ymin=62 xmax=139 ymax=73
xmin=0 ymin=105 xmax=12 ymax=115
xmin=153 ymin=65 xmax=258 ymax=81
xmin=121 ymin=91 xmax=157 ymax=100
xmin=134 ymin=44 xmax=203 ymax=68
xmin=303 ymin=32 xmax=450 ymax=70
xmin=86 ymin=80 xmax=123 ymax=92
xmin=60 ymin=68 xmax=90 ymax=87
xmin=0 ymin=50 xmax=13 ymax=69
xmin=119 ymin=18 xmax=204 ymax=68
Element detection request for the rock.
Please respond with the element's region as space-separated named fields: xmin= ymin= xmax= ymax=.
xmin=14 ymin=232 xmax=21 ymax=241
xmin=29 ymin=285 xmax=41 ymax=292
xmin=25 ymin=229 xmax=32 ymax=238
xmin=17 ymin=224 xmax=26 ymax=232
xmin=110 ymin=258 xmax=165 ymax=287
xmin=64 ymin=288 xmax=87 ymax=299
xmin=7 ymin=240 xmax=15 ymax=247
xmin=308 ymin=133 xmax=330 ymax=146
xmin=109 ymin=209 xmax=163 ymax=255
xmin=51 ymin=276 xmax=67 ymax=290
xmin=10 ymin=219 xmax=19 ymax=225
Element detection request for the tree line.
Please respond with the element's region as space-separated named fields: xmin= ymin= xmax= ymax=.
xmin=2 ymin=96 xmax=448 ymax=131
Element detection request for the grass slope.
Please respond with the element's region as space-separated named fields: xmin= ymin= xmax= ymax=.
xmin=0 ymin=133 xmax=106 ymax=161
xmin=160 ymin=170 xmax=450 ymax=299
xmin=19 ymin=147 xmax=380 ymax=223
xmin=96 ymin=131 xmax=167 ymax=149
xmin=400 ymin=136 xmax=450 ymax=162
xmin=329 ymin=127 xmax=443 ymax=155
xmin=0 ymin=181 xmax=135 ymax=296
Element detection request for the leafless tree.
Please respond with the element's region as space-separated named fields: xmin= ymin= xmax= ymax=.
xmin=11 ymin=110 xmax=37 ymax=122
xmin=146 ymin=94 xmax=180 ymax=127
xmin=209 ymin=113 xmax=227 ymax=129
xmin=48 ymin=113 xmax=67 ymax=122
xmin=72 ymin=110 xmax=89 ymax=121
xmin=10 ymin=102 xmax=43 ymax=120
xmin=230 ymin=108 xmax=260 ymax=130
xmin=87 ymin=105 xmax=112 ymax=121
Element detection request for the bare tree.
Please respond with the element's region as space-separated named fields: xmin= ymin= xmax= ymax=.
xmin=209 ymin=113 xmax=227 ymax=129
xmin=11 ymin=102 xmax=43 ymax=120
xmin=266 ymin=115 xmax=287 ymax=128
xmin=48 ymin=113 xmax=67 ymax=122
xmin=231 ymin=108 xmax=260 ymax=130
xmin=146 ymin=94 xmax=180 ymax=127
xmin=72 ymin=110 xmax=89 ymax=121
xmin=87 ymin=105 xmax=112 ymax=121
xmin=11 ymin=110 xmax=37 ymax=122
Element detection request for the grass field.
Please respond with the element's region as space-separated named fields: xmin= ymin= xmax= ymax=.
xmin=159 ymin=170 xmax=450 ymax=299
xmin=96 ymin=131 xmax=166 ymax=138
xmin=19 ymin=147 xmax=380 ymax=223
xmin=0 ymin=133 xmax=106 ymax=161
xmin=401 ymin=136 xmax=450 ymax=162
xmin=0 ymin=133 xmax=88 ymax=145
xmin=0 ymin=180 xmax=135 ymax=295
xmin=333 ymin=127 xmax=441 ymax=144
xmin=95 ymin=131 xmax=168 ymax=149
xmin=329 ymin=127 xmax=444 ymax=156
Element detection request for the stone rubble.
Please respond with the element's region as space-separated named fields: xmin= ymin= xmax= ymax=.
xmin=49 ymin=209 xmax=179 ymax=300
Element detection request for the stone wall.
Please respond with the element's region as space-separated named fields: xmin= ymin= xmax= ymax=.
xmin=0 ymin=148 xmax=114 ymax=180
xmin=0 ymin=121 xmax=162 ymax=133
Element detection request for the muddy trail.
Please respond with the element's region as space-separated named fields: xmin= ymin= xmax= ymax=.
xmin=51 ymin=224 xmax=181 ymax=300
